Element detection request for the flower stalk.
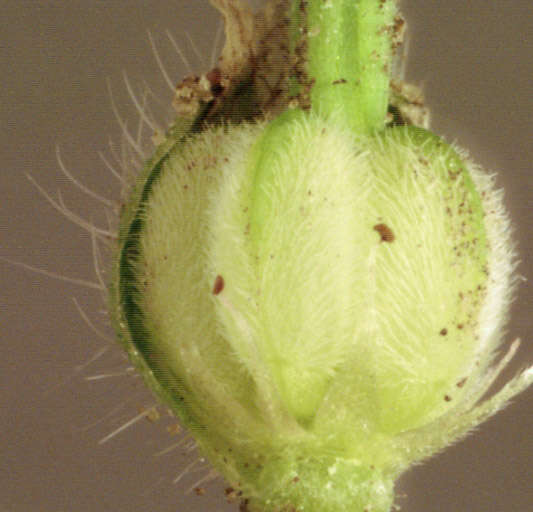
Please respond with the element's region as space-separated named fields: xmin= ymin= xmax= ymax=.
xmin=305 ymin=0 xmax=396 ymax=133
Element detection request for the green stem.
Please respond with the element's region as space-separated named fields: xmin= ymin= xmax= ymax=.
xmin=302 ymin=0 xmax=397 ymax=134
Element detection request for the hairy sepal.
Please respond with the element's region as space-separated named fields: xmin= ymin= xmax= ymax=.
xmin=113 ymin=110 xmax=523 ymax=511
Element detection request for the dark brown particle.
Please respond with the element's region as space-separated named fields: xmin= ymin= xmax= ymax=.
xmin=373 ymin=223 xmax=395 ymax=242
xmin=456 ymin=377 xmax=468 ymax=388
xmin=212 ymin=275 xmax=225 ymax=295
xmin=225 ymin=487 xmax=243 ymax=504
xmin=440 ymin=328 xmax=448 ymax=336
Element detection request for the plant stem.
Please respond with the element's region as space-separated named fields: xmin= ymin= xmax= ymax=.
xmin=301 ymin=0 xmax=397 ymax=134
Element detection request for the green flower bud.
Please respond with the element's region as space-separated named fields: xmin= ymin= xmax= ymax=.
xmin=110 ymin=1 xmax=532 ymax=510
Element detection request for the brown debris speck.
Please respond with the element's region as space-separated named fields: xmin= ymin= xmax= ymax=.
xmin=373 ymin=223 xmax=395 ymax=243
xmin=440 ymin=328 xmax=448 ymax=336
xmin=456 ymin=377 xmax=468 ymax=388
xmin=206 ymin=67 xmax=224 ymax=96
xmin=225 ymin=487 xmax=238 ymax=503
xmin=213 ymin=275 xmax=225 ymax=295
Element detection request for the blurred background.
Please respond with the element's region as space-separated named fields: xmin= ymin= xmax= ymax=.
xmin=1 ymin=1 xmax=532 ymax=511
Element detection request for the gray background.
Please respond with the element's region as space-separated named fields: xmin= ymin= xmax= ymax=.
xmin=1 ymin=1 xmax=532 ymax=511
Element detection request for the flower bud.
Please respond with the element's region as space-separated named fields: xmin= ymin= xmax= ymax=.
xmin=110 ymin=1 xmax=533 ymax=510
